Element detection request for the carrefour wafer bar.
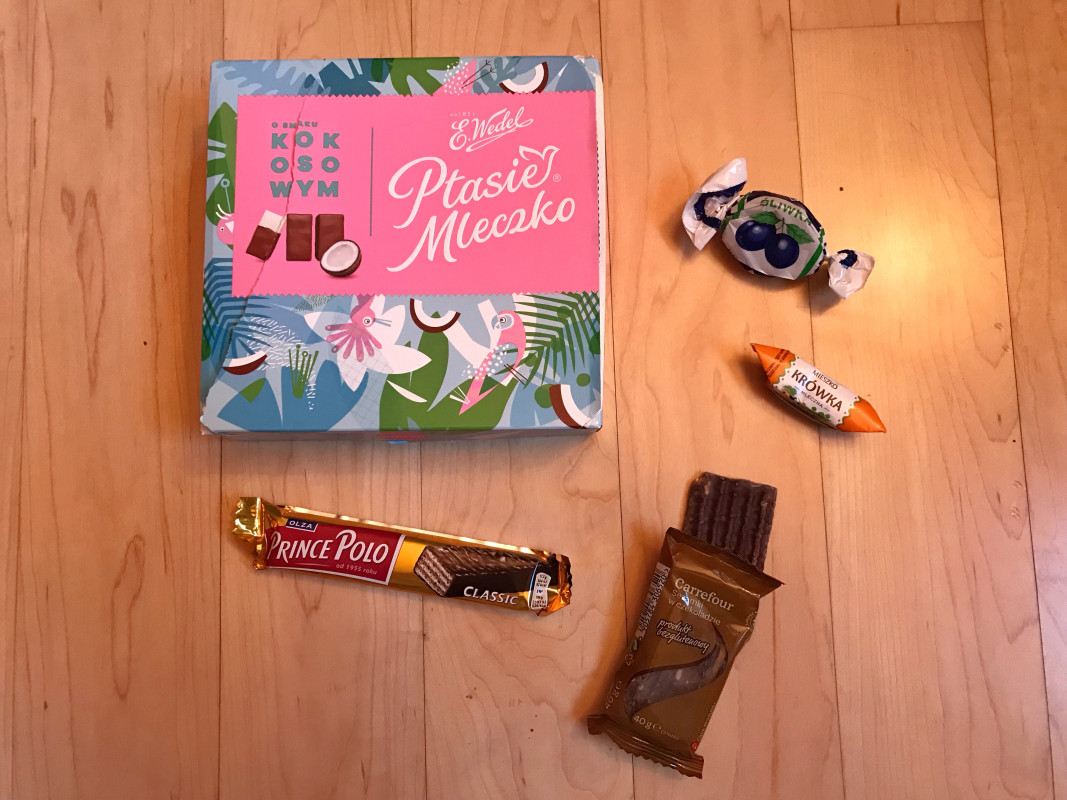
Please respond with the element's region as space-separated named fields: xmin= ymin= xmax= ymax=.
xmin=232 ymin=497 xmax=571 ymax=615
xmin=682 ymin=472 xmax=776 ymax=570
xmin=588 ymin=529 xmax=780 ymax=778
xmin=752 ymin=343 xmax=886 ymax=432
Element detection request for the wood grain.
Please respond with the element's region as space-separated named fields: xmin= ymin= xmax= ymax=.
xmin=221 ymin=0 xmax=410 ymax=60
xmin=13 ymin=0 xmax=223 ymax=795
xmin=411 ymin=0 xmax=600 ymax=54
xmin=219 ymin=443 xmax=426 ymax=799
xmin=0 ymin=0 xmax=31 ymax=791
xmin=600 ymin=2 xmax=844 ymax=797
xmin=795 ymin=22 xmax=1053 ymax=800
xmin=417 ymin=433 xmax=632 ymax=800
xmin=984 ymin=1 xmax=1067 ymax=796
xmin=790 ymin=0 xmax=981 ymax=29
xmin=6 ymin=1 xmax=1067 ymax=796
xmin=410 ymin=3 xmax=631 ymax=799
xmin=216 ymin=4 xmax=426 ymax=799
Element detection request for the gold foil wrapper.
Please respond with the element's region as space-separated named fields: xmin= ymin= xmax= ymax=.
xmin=232 ymin=497 xmax=571 ymax=615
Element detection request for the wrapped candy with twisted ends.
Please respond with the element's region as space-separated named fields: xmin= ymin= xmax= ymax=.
xmin=682 ymin=157 xmax=874 ymax=299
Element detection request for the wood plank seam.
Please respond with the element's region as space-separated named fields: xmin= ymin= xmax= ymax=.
xmin=794 ymin=20 xmax=1052 ymax=798
xmin=5 ymin=0 xmax=34 ymax=788
xmin=791 ymin=20 xmax=984 ymax=33
xmin=790 ymin=0 xmax=982 ymax=31
xmin=592 ymin=4 xmax=639 ymax=788
xmin=977 ymin=13 xmax=1059 ymax=797
xmin=786 ymin=3 xmax=850 ymax=794
xmin=9 ymin=104 xmax=29 ymax=800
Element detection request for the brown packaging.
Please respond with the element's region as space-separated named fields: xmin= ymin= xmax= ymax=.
xmin=587 ymin=528 xmax=781 ymax=777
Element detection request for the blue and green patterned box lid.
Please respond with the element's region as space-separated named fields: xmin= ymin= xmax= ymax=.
xmin=201 ymin=57 xmax=605 ymax=436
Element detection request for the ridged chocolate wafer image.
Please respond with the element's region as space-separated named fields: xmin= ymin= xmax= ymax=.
xmin=622 ymin=625 xmax=728 ymax=717
xmin=286 ymin=213 xmax=312 ymax=260
xmin=682 ymin=473 xmax=776 ymax=571
xmin=414 ymin=544 xmax=539 ymax=598
xmin=315 ymin=213 xmax=345 ymax=260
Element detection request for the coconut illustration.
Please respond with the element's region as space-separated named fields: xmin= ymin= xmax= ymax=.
xmin=548 ymin=384 xmax=591 ymax=429
xmin=499 ymin=61 xmax=549 ymax=94
xmin=319 ymin=239 xmax=361 ymax=277
xmin=222 ymin=351 xmax=267 ymax=375
xmin=409 ymin=298 xmax=461 ymax=333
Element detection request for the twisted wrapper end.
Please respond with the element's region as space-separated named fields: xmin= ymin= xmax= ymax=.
xmin=233 ymin=497 xmax=285 ymax=569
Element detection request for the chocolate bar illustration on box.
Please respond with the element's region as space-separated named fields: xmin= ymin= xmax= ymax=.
xmin=414 ymin=544 xmax=540 ymax=598
xmin=245 ymin=210 xmax=284 ymax=260
xmin=286 ymin=213 xmax=312 ymax=261
xmin=315 ymin=213 xmax=345 ymax=260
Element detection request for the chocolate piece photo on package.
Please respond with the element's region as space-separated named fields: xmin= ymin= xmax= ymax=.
xmin=414 ymin=544 xmax=540 ymax=599
xmin=245 ymin=209 xmax=285 ymax=260
xmin=314 ymin=213 xmax=345 ymax=260
xmin=682 ymin=472 xmax=777 ymax=571
xmin=622 ymin=625 xmax=729 ymax=717
xmin=285 ymin=213 xmax=312 ymax=261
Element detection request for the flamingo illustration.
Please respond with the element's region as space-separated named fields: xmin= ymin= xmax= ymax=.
xmin=457 ymin=311 xmax=526 ymax=414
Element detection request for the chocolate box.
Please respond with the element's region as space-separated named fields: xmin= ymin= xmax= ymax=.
xmin=200 ymin=57 xmax=605 ymax=436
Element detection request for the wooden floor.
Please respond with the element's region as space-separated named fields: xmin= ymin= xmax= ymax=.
xmin=3 ymin=0 xmax=1066 ymax=797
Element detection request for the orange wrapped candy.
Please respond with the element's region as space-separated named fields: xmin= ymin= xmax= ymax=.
xmin=752 ymin=344 xmax=885 ymax=433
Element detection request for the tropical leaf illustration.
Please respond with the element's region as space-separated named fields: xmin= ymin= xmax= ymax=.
xmin=515 ymin=291 xmax=600 ymax=382
xmin=214 ymin=60 xmax=328 ymax=95
xmin=292 ymin=294 xmax=333 ymax=314
xmin=206 ymin=103 xmax=236 ymax=223
xmin=202 ymin=258 xmax=241 ymax=364
xmin=288 ymin=345 xmax=319 ymax=398
xmin=318 ymin=59 xmax=384 ymax=96
xmin=202 ymin=258 xmax=284 ymax=370
xmin=370 ymin=57 xmax=458 ymax=95
xmin=470 ymin=57 xmax=595 ymax=95
xmin=380 ymin=326 xmax=516 ymax=431
xmin=216 ymin=360 xmax=368 ymax=432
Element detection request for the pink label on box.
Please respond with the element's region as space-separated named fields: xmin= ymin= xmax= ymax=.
xmin=233 ymin=91 xmax=599 ymax=297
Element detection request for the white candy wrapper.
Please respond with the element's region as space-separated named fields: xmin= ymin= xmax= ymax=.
xmin=826 ymin=249 xmax=874 ymax=299
xmin=682 ymin=158 xmax=748 ymax=250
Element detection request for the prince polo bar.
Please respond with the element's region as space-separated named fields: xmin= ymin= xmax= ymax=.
xmin=682 ymin=472 xmax=776 ymax=571
xmin=588 ymin=529 xmax=781 ymax=778
xmin=232 ymin=497 xmax=571 ymax=615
